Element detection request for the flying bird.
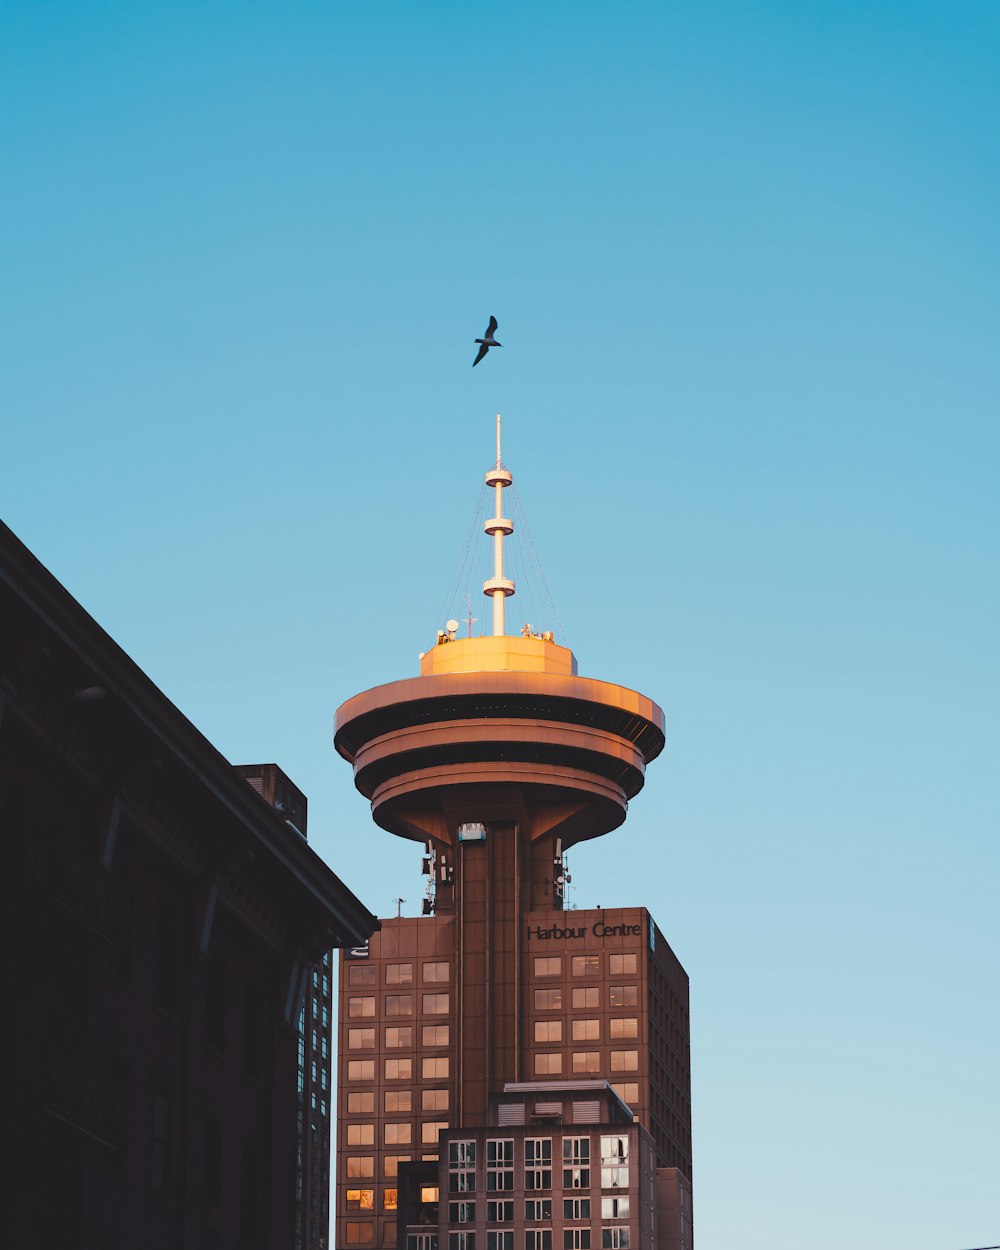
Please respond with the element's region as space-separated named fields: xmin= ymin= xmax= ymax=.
xmin=473 ymin=316 xmax=502 ymax=367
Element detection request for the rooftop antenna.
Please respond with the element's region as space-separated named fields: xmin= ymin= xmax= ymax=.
xmin=483 ymin=412 xmax=514 ymax=636
xmin=393 ymin=897 xmax=406 ymax=919
xmin=463 ymin=593 xmax=478 ymax=639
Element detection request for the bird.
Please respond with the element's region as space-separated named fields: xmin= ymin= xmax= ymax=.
xmin=473 ymin=315 xmax=502 ymax=366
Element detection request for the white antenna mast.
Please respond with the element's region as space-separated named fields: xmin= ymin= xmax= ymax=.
xmin=483 ymin=412 xmax=514 ymax=636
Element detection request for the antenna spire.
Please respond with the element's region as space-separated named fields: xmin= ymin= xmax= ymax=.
xmin=483 ymin=412 xmax=514 ymax=635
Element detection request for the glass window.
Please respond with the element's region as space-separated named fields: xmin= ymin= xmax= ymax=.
xmin=386 ymin=963 xmax=413 ymax=984
xmin=533 ymin=1052 xmax=562 ymax=1075
xmin=385 ymin=1026 xmax=413 ymax=1048
xmin=534 ymin=1020 xmax=562 ymax=1043
xmin=524 ymin=1138 xmax=552 ymax=1191
xmin=563 ymin=1233 xmax=590 ymax=1250
xmin=385 ymin=994 xmax=413 ymax=1017
xmin=571 ymin=955 xmax=600 ymax=977
xmin=610 ymin=1083 xmax=639 ymax=1106
xmin=384 ymin=1090 xmax=412 ymax=1113
xmin=384 ymin=1155 xmax=410 ymax=1177
xmin=526 ymin=1234 xmax=552 ymax=1250
xmin=348 ymin=964 xmax=376 ymax=986
xmin=348 ymin=1028 xmax=375 ymax=1050
xmin=571 ymin=1019 xmax=600 ymax=1041
xmin=384 ymin=1122 xmax=412 ymax=1145
xmin=487 ymin=1235 xmax=514 ymax=1250
xmin=571 ymin=1052 xmax=600 ymax=1075
xmin=345 ymin=1221 xmax=375 ymax=1245
xmin=422 ymin=1024 xmax=450 ymax=1047
xmin=601 ymin=1197 xmax=630 ymax=1220
xmin=608 ymin=954 xmax=637 ymax=976
xmin=346 ymin=1124 xmax=375 ymax=1146
xmin=348 ymin=1059 xmax=375 ymax=1081
xmin=422 ymin=1088 xmax=449 ymax=1111
xmin=601 ymin=1232 xmax=629 ymax=1249
xmin=384 ymin=1189 xmax=398 ymax=1211
xmin=348 ymin=996 xmax=376 ymax=1018
xmin=533 ymin=988 xmax=562 ymax=1011
xmin=600 ymin=1136 xmax=629 ymax=1190
xmin=608 ymin=984 xmax=637 ymax=1008
xmin=385 ymin=1058 xmax=413 ymax=1080
xmin=449 ymin=1235 xmax=475 ymax=1250
xmin=346 ymin=1156 xmax=374 ymax=1178
xmin=422 ymin=992 xmax=450 ymax=1015
xmin=448 ymin=1140 xmax=476 ymax=1193
xmin=563 ymin=1198 xmax=591 ymax=1220
xmin=571 ymin=987 xmax=599 ymax=1010
xmin=348 ymin=1092 xmax=375 ymax=1114
xmin=609 ymin=1051 xmax=638 ymax=1072
xmin=423 ymin=961 xmax=450 ymax=983
xmin=533 ymin=957 xmax=561 ymax=978
xmin=422 ymin=1057 xmax=449 ymax=1079
xmin=449 ymin=1201 xmax=476 ymax=1223
xmin=562 ymin=1138 xmax=591 ymax=1190
xmin=346 ymin=1189 xmax=375 ymax=1211
xmin=486 ymin=1200 xmax=514 ymax=1222
xmin=486 ymin=1139 xmax=514 ymax=1191
xmin=422 ymin=1121 xmax=449 ymax=1144
xmin=609 ymin=1018 xmax=637 ymax=1040
xmin=525 ymin=1200 xmax=553 ymax=1220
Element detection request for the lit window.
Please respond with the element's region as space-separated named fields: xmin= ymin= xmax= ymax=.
xmin=385 ymin=1059 xmax=413 ymax=1080
xmin=345 ymin=1189 xmax=375 ymax=1211
xmin=422 ymin=1056 xmax=449 ymax=1079
xmin=600 ymin=1135 xmax=629 ymax=1189
xmin=422 ymin=1024 xmax=449 ymax=1047
xmin=571 ymin=987 xmax=599 ymax=1010
xmin=420 ymin=1186 xmax=440 ymax=1203
xmin=571 ymin=1019 xmax=600 ymax=1041
xmin=348 ymin=996 xmax=375 ymax=1018
xmin=563 ymin=1198 xmax=590 ymax=1220
xmin=422 ymin=1121 xmax=449 ymax=1144
xmin=423 ymin=961 xmax=450 ymax=983
xmin=601 ymin=1197 xmax=630 ymax=1220
xmin=348 ymin=1092 xmax=375 ymax=1114
xmin=386 ymin=963 xmax=413 ymax=985
xmin=422 ymin=992 xmax=449 ymax=1015
xmin=571 ymin=1052 xmax=600 ymax=1075
xmin=571 ymin=955 xmax=600 ymax=977
xmin=609 ymin=984 xmax=637 ymax=1008
xmin=348 ymin=965 xmax=376 ymax=986
xmin=534 ymin=1020 xmax=562 ymax=1043
xmin=533 ymin=957 xmax=561 ymax=978
xmin=346 ymin=1156 xmax=374 ymax=1178
xmin=533 ymin=988 xmax=562 ymax=1010
xmin=385 ymin=994 xmax=413 ymax=1017
xmin=533 ymin=1052 xmax=562 ymax=1075
xmin=385 ymin=1090 xmax=412 ymax=1113
xmin=385 ymin=1026 xmax=413 ymax=1048
xmin=348 ymin=1028 xmax=375 ymax=1050
xmin=609 ymin=954 xmax=637 ymax=976
xmin=347 ymin=1059 xmax=374 ymax=1081
xmin=609 ymin=1051 xmax=638 ymax=1072
xmin=422 ymin=1088 xmax=449 ymax=1111
xmin=609 ymin=1018 xmax=637 ymax=1040
xmin=384 ymin=1188 xmax=398 ymax=1210
xmin=384 ymin=1122 xmax=412 ymax=1145
xmin=346 ymin=1124 xmax=374 ymax=1146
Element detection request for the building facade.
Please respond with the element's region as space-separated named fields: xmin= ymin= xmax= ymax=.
xmin=0 ymin=519 xmax=378 ymax=1249
xmin=332 ymin=426 xmax=693 ymax=1250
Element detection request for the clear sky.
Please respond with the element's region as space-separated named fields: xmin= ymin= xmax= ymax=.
xmin=3 ymin=3 xmax=998 ymax=1248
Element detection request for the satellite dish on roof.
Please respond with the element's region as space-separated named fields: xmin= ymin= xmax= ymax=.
xmin=446 ymin=619 xmax=459 ymax=637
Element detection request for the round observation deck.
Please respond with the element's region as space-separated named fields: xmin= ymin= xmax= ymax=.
xmin=334 ymin=636 xmax=664 ymax=849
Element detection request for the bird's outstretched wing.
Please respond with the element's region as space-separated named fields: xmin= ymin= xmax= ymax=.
xmin=473 ymin=342 xmax=489 ymax=367
xmin=486 ymin=315 xmax=498 ymax=337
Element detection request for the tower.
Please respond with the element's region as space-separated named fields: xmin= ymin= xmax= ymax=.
xmin=333 ymin=421 xmax=693 ymax=1250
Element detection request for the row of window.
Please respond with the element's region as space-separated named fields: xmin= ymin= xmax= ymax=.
xmin=446 ymin=1197 xmax=630 ymax=1222
xmin=448 ymin=1137 xmax=630 ymax=1194
xmin=533 ymin=1051 xmax=639 ymax=1076
xmin=533 ymin=954 xmax=638 ymax=979
xmin=348 ymin=962 xmax=450 ymax=986
xmin=533 ymin=1018 xmax=638 ymax=1041
xmin=403 ymin=1234 xmax=629 ymax=1250
xmin=348 ymin=1088 xmax=449 ymax=1114
xmin=347 ymin=1056 xmax=450 ymax=1080
xmin=348 ymin=992 xmax=451 ymax=1018
xmin=346 ymin=1122 xmax=450 ymax=1147
xmin=348 ymin=1024 xmax=449 ymax=1050
xmin=534 ymin=985 xmax=638 ymax=1010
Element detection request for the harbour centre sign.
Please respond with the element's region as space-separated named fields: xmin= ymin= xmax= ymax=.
xmin=527 ymin=921 xmax=642 ymax=941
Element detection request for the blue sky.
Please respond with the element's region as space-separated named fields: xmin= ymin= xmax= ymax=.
xmin=3 ymin=3 xmax=998 ymax=1248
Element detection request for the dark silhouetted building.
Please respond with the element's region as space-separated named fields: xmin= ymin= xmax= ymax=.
xmin=0 ymin=519 xmax=378 ymax=1249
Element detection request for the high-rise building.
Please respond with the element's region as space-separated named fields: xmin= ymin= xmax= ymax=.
xmin=333 ymin=423 xmax=693 ymax=1250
